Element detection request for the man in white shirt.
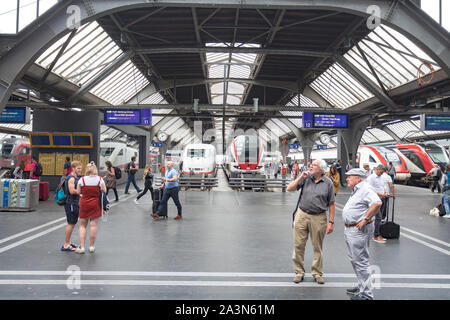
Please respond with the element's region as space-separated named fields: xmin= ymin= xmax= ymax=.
xmin=366 ymin=165 xmax=396 ymax=244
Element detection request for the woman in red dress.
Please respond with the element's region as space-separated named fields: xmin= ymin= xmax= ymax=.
xmin=75 ymin=162 xmax=106 ymax=254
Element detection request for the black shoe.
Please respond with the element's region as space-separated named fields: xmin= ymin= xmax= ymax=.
xmin=350 ymin=293 xmax=372 ymax=300
xmin=346 ymin=287 xmax=359 ymax=296
xmin=125 ymin=192 xmax=130 ymax=195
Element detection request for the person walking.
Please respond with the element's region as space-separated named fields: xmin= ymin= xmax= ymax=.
xmin=292 ymin=161 xmax=300 ymax=179
xmin=61 ymin=161 xmax=82 ymax=252
xmin=135 ymin=165 xmax=154 ymax=204
xmin=104 ymin=161 xmax=118 ymax=202
xmin=342 ymin=168 xmax=382 ymax=300
xmin=287 ymin=159 xmax=335 ymax=285
xmin=362 ymin=163 xmax=371 ymax=178
xmin=335 ymin=159 xmax=345 ymax=187
xmin=325 ymin=165 xmax=340 ymax=196
xmin=346 ymin=160 xmax=354 ymax=172
xmin=366 ymin=165 xmax=396 ymax=244
xmin=125 ymin=156 xmax=142 ymax=194
xmin=151 ymin=161 xmax=183 ymax=220
xmin=428 ymin=164 xmax=442 ymax=193
xmin=75 ymin=162 xmax=106 ymax=254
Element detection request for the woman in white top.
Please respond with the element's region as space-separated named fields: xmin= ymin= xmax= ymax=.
xmin=75 ymin=162 xmax=106 ymax=254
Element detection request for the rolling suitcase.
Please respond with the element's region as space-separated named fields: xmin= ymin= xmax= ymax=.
xmin=152 ymin=188 xmax=168 ymax=218
xmin=379 ymin=196 xmax=400 ymax=239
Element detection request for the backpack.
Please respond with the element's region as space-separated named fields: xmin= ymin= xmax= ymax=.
xmin=54 ymin=176 xmax=69 ymax=206
xmin=125 ymin=162 xmax=131 ymax=173
xmin=114 ymin=167 xmax=122 ymax=179
xmin=437 ymin=203 xmax=446 ymax=217
xmin=35 ymin=162 xmax=43 ymax=177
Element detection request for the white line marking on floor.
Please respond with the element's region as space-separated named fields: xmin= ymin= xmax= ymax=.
xmin=0 ymin=217 xmax=66 ymax=245
xmin=0 ymin=193 xmax=136 ymax=254
xmin=401 ymin=227 xmax=450 ymax=248
xmin=0 ymin=279 xmax=448 ymax=289
xmin=0 ymin=271 xmax=448 ymax=279
xmin=401 ymin=233 xmax=450 ymax=256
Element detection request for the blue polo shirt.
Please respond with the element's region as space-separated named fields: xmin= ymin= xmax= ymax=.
xmin=165 ymin=168 xmax=179 ymax=189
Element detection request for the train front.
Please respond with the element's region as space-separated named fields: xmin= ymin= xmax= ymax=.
xmin=227 ymin=135 xmax=264 ymax=177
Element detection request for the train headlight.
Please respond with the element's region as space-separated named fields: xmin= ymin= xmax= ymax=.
xmin=11 ymin=160 xmax=15 ymax=166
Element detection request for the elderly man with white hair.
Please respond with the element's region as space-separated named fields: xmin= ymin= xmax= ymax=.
xmin=287 ymin=159 xmax=335 ymax=285
xmin=342 ymin=168 xmax=382 ymax=300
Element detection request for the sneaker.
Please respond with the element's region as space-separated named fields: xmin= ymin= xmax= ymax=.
xmin=293 ymin=274 xmax=304 ymax=283
xmin=124 ymin=192 xmax=130 ymax=195
xmin=89 ymin=246 xmax=95 ymax=253
xmin=75 ymin=247 xmax=85 ymax=254
xmin=314 ymin=275 xmax=325 ymax=284
xmin=443 ymin=215 xmax=450 ymax=219
xmin=134 ymin=199 xmax=139 ymax=205
xmin=350 ymin=293 xmax=372 ymax=300
xmin=346 ymin=287 xmax=360 ymax=296
xmin=372 ymin=236 xmax=386 ymax=244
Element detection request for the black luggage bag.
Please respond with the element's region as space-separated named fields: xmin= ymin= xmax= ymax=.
xmin=379 ymin=196 xmax=400 ymax=239
xmin=152 ymin=188 xmax=168 ymax=218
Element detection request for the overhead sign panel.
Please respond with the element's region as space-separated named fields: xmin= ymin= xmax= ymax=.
xmin=303 ymin=112 xmax=348 ymax=129
xmin=0 ymin=107 xmax=30 ymax=124
xmin=421 ymin=114 xmax=450 ymax=131
xmin=104 ymin=109 xmax=152 ymax=125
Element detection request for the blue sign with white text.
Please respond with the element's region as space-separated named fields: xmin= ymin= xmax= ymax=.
xmin=152 ymin=142 xmax=163 ymax=148
xmin=303 ymin=112 xmax=348 ymax=129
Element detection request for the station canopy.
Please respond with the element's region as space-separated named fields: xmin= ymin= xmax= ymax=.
xmin=1 ymin=2 xmax=449 ymax=150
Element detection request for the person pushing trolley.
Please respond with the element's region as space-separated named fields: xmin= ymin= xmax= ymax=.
xmin=342 ymin=168 xmax=382 ymax=300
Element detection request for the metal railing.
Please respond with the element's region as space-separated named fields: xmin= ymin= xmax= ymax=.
xmin=228 ymin=176 xmax=292 ymax=192
xmin=154 ymin=176 xmax=218 ymax=189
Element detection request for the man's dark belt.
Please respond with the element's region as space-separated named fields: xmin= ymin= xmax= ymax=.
xmin=345 ymin=220 xmax=374 ymax=228
xmin=299 ymin=207 xmax=325 ymax=215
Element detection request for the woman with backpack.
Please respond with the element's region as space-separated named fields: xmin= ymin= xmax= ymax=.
xmin=135 ymin=165 xmax=154 ymax=205
xmin=75 ymin=161 xmax=107 ymax=254
xmin=104 ymin=160 xmax=119 ymax=202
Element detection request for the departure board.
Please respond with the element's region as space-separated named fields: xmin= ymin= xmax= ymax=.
xmin=0 ymin=107 xmax=28 ymax=123
xmin=104 ymin=109 xmax=152 ymax=125
xmin=421 ymin=114 xmax=450 ymax=131
xmin=303 ymin=112 xmax=349 ymax=129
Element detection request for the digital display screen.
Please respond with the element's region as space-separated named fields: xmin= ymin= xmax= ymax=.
xmin=0 ymin=107 xmax=26 ymax=123
xmin=303 ymin=112 xmax=348 ymax=129
xmin=73 ymin=135 xmax=92 ymax=146
xmin=424 ymin=114 xmax=450 ymax=131
xmin=141 ymin=109 xmax=152 ymax=125
xmin=31 ymin=135 xmax=51 ymax=146
xmin=104 ymin=109 xmax=141 ymax=125
xmin=52 ymin=135 xmax=72 ymax=146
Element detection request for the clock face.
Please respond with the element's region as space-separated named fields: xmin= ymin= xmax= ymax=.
xmin=157 ymin=132 xmax=168 ymax=142
xmin=320 ymin=134 xmax=330 ymax=145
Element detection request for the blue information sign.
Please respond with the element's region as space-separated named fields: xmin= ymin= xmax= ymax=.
xmin=422 ymin=114 xmax=450 ymax=131
xmin=0 ymin=107 xmax=27 ymax=123
xmin=152 ymin=142 xmax=163 ymax=148
xmin=303 ymin=112 xmax=348 ymax=129
xmin=317 ymin=144 xmax=328 ymax=150
xmin=104 ymin=109 xmax=152 ymax=125
xmin=289 ymin=144 xmax=299 ymax=149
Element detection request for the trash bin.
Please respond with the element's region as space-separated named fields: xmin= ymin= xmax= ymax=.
xmin=0 ymin=179 xmax=40 ymax=211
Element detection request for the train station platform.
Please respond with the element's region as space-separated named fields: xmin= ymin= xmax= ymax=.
xmin=0 ymin=184 xmax=448 ymax=300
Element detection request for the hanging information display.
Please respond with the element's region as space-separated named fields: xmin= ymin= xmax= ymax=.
xmin=104 ymin=109 xmax=152 ymax=125
xmin=303 ymin=112 xmax=349 ymax=129
xmin=420 ymin=114 xmax=450 ymax=131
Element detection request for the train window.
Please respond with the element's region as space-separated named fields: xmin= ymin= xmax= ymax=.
xmin=187 ymin=149 xmax=205 ymax=158
xmin=100 ymin=147 xmax=114 ymax=157
xmin=1 ymin=144 xmax=14 ymax=156
xmin=423 ymin=145 xmax=449 ymax=164
xmin=400 ymin=149 xmax=425 ymax=172
xmin=118 ymin=149 xmax=124 ymax=156
xmin=369 ymin=155 xmax=377 ymax=163
xmin=377 ymin=147 xmax=401 ymax=165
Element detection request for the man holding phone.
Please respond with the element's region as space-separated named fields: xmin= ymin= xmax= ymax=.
xmin=287 ymin=159 xmax=335 ymax=285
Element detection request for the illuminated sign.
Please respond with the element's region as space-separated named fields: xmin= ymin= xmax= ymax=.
xmin=421 ymin=114 xmax=450 ymax=131
xmin=303 ymin=112 xmax=349 ymax=129
xmin=0 ymin=107 xmax=30 ymax=124
xmin=104 ymin=109 xmax=152 ymax=125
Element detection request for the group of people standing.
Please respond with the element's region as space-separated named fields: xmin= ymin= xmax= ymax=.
xmin=287 ymin=158 xmax=397 ymax=300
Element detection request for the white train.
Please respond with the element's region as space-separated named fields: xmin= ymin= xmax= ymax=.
xmin=99 ymin=141 xmax=139 ymax=170
xmin=225 ymin=135 xmax=265 ymax=178
xmin=181 ymin=143 xmax=217 ymax=177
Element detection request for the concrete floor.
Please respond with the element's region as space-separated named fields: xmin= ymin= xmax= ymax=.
xmin=0 ymin=183 xmax=449 ymax=300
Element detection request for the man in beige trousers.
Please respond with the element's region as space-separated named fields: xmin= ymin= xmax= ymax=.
xmin=287 ymin=159 xmax=335 ymax=284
